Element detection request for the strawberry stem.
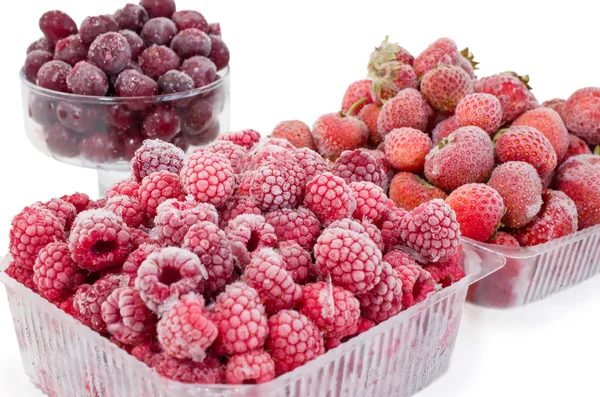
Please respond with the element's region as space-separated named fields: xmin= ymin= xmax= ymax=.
xmin=344 ymin=97 xmax=368 ymax=117
xmin=595 ymin=146 xmax=600 ymax=155
xmin=493 ymin=128 xmax=509 ymax=143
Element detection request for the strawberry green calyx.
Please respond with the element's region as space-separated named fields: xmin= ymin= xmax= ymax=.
xmin=460 ymin=47 xmax=479 ymax=70
xmin=342 ymin=98 xmax=367 ymax=117
xmin=595 ymin=146 xmax=600 ymax=155
xmin=416 ymin=175 xmax=437 ymax=189
xmin=493 ymin=128 xmax=509 ymax=143
xmin=502 ymin=71 xmax=532 ymax=90
xmin=368 ymin=36 xmax=413 ymax=104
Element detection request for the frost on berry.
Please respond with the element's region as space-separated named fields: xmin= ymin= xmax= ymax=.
xmin=105 ymin=195 xmax=145 ymax=228
xmin=564 ymin=87 xmax=600 ymax=146
xmin=513 ymin=107 xmax=570 ymax=162
xmin=424 ymin=247 xmax=466 ymax=288
xmin=294 ymin=147 xmax=330 ymax=182
xmin=356 ymin=262 xmax=403 ymax=323
xmin=495 ymin=125 xmax=558 ymax=176
xmin=377 ymin=88 xmax=430 ymax=140
xmin=332 ymin=149 xmax=384 ymax=187
xmin=204 ymin=140 xmax=248 ymax=174
xmin=271 ymin=120 xmax=316 ymax=150
xmin=32 ymin=198 xmax=77 ymax=230
xmin=5 ymin=262 xmax=38 ymax=292
xmin=101 ymin=287 xmax=157 ymax=345
xmin=106 ymin=178 xmax=141 ymax=201
xmin=135 ymin=247 xmax=208 ymax=314
xmin=341 ymin=79 xmax=373 ymax=116
xmin=395 ymin=259 xmax=436 ymax=308
xmin=131 ymin=139 xmax=185 ymax=182
xmin=250 ymin=159 xmax=307 ymax=211
xmin=155 ymin=354 xmax=225 ymax=384
xmin=304 ymin=172 xmax=356 ymax=226
xmin=278 ymin=241 xmax=312 ymax=284
xmin=33 ymin=241 xmax=83 ymax=301
xmin=413 ymin=37 xmax=459 ymax=77
xmin=327 ymin=218 xmax=385 ymax=254
xmin=225 ymin=350 xmax=276 ymax=385
xmin=350 ymin=181 xmax=392 ymax=222
xmin=456 ymin=93 xmax=503 ymax=135
xmin=138 ymin=171 xmax=186 ymax=217
xmin=384 ymin=127 xmax=433 ymax=173
xmin=421 ymin=65 xmax=473 ymax=113
xmin=219 ymin=129 xmax=261 ymax=150
xmin=225 ymin=214 xmax=278 ymax=268
xmin=154 ymin=199 xmax=219 ymax=246
xmin=312 ymin=112 xmax=368 ymax=160
xmin=389 ymin=172 xmax=448 ymax=212
xmin=180 ymin=150 xmax=235 ymax=208
xmin=218 ymin=196 xmax=262 ymax=229
xmin=122 ymin=243 xmax=161 ymax=278
xmin=264 ymin=207 xmax=321 ymax=251
xmin=376 ymin=206 xmax=408 ymax=251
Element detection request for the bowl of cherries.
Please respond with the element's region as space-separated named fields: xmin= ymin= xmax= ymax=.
xmin=22 ymin=1 xmax=231 ymax=190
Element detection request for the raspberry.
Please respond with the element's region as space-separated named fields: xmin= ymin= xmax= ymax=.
xmin=271 ymin=120 xmax=316 ymax=150
xmin=138 ymin=171 xmax=186 ymax=217
xmin=242 ymin=248 xmax=302 ymax=313
xmin=105 ymin=195 xmax=145 ymax=228
xmin=101 ymin=287 xmax=156 ymax=345
xmin=298 ymin=282 xmax=360 ymax=339
xmin=225 ymin=350 xmax=276 ymax=384
xmin=425 ymin=126 xmax=495 ymax=192
xmin=413 ymin=37 xmax=459 ymax=77
xmin=495 ymin=125 xmax=558 ymax=176
xmin=383 ymin=248 xmax=419 ymax=271
xmin=9 ymin=207 xmax=65 ymax=269
xmin=131 ymin=140 xmax=185 ymax=182
xmin=86 ymin=198 xmax=107 ymax=210
xmin=226 ymin=214 xmax=278 ymax=267
xmin=312 ymin=112 xmax=368 ymax=160
xmin=564 ymin=87 xmax=600 ymax=145
xmin=243 ymin=143 xmax=296 ymax=173
xmin=211 ymin=282 xmax=269 ymax=355
xmin=359 ymin=220 xmax=385 ymax=253
xmin=421 ymin=65 xmax=473 ymax=113
xmin=384 ymin=127 xmax=433 ymax=172
xmin=155 ymin=354 xmax=224 ymax=384
xmin=293 ymin=147 xmax=330 ymax=182
xmin=358 ymin=104 xmax=382 ymax=146
xmin=68 ymin=210 xmax=133 ymax=272
xmin=341 ymin=79 xmax=373 ymax=115
xmin=332 ymin=149 xmax=384 ymax=187
xmin=304 ymin=172 xmax=356 ymax=225
xmin=33 ymin=198 xmax=77 ymax=230
xmin=264 ymin=207 xmax=321 ymax=250
xmin=181 ymin=150 xmax=235 ymax=207
xmin=432 ymin=114 xmax=460 ymax=145
xmin=182 ymin=222 xmax=234 ymax=295
xmin=356 ymin=262 xmax=403 ymax=323
xmin=376 ymin=206 xmax=408 ymax=250
xmin=314 ymin=228 xmax=383 ymax=295
xmin=446 ymin=184 xmax=506 ymax=242
xmin=399 ymin=199 xmax=461 ymax=263
xmin=389 ymin=172 xmax=447 ymax=211
xmin=455 ymin=93 xmax=503 ymax=135
xmin=564 ymin=134 xmax=593 ymax=163
xmin=60 ymin=192 xmax=91 ymax=213
xmin=157 ymin=294 xmax=218 ymax=362
xmin=122 ymin=244 xmax=161 ymax=278
xmin=204 ymin=141 xmax=248 ymax=174
xmin=328 ymin=218 xmax=385 ymax=253
xmin=219 ymin=129 xmax=261 ymax=150
xmin=513 ymin=107 xmax=570 ymax=161
xmin=132 ymin=341 xmax=163 ymax=367
xmin=154 ymin=199 xmax=218 ymax=246
xmin=250 ymin=160 xmax=306 ymax=211
xmin=349 ymin=181 xmax=392 ymax=222
xmin=130 ymin=228 xmax=159 ymax=248
xmin=394 ymin=259 xmax=436 ymax=308
xmin=423 ymin=247 xmax=466 ymax=287
xmin=5 ymin=262 xmax=38 ymax=292
xmin=487 ymin=231 xmax=520 ymax=246
xmin=106 ymin=178 xmax=141 ymax=201
xmin=136 ymin=247 xmax=208 ymax=314
xmin=266 ymin=310 xmax=325 ymax=376
xmin=278 ymin=241 xmax=312 ymax=284
xmin=73 ymin=274 xmax=130 ymax=334
xmin=365 ymin=148 xmax=395 ymax=191
xmin=33 ymin=242 xmax=83 ymax=301
xmin=474 ymin=72 xmax=538 ymax=123
xmin=219 ymin=196 xmax=262 ymax=229
xmin=488 ymin=162 xmax=543 ymax=229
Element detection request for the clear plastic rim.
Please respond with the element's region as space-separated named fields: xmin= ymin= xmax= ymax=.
xmin=20 ymin=65 xmax=230 ymax=105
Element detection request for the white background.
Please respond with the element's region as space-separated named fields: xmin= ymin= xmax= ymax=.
xmin=1 ymin=0 xmax=599 ymax=396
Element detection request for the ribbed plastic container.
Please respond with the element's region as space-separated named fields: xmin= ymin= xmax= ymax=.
xmin=0 ymin=245 xmax=503 ymax=397
xmin=468 ymin=224 xmax=600 ymax=308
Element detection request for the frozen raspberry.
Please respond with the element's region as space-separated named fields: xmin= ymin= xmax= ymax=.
xmin=349 ymin=181 xmax=391 ymax=222
xmin=312 ymin=112 xmax=368 ymax=160
xmin=86 ymin=198 xmax=107 ymax=210
xmin=421 ymin=65 xmax=473 ymax=113
xmin=101 ymin=286 xmax=156 ymax=345
xmin=66 ymin=61 xmax=109 ymax=96
xmin=389 ymin=172 xmax=447 ymax=211
xmin=331 ymin=149 xmax=384 ymax=187
xmin=33 ymin=242 xmax=83 ymax=301
xmin=357 ymin=220 xmax=385 ymax=253
xmin=394 ymin=259 xmax=436 ymax=308
xmin=315 ymin=228 xmax=383 ymax=294
xmin=39 ymin=10 xmax=78 ymax=45
xmin=155 ymin=354 xmax=224 ymax=384
xmin=157 ymin=294 xmax=217 ymax=361
xmin=243 ymin=143 xmax=295 ymax=172
xmin=136 ymin=247 xmax=208 ymax=314
xmin=341 ymin=80 xmax=373 ymax=115
xmin=432 ymin=115 xmax=460 ymax=145
xmin=171 ymin=28 xmax=212 ymax=59
xmin=225 ymin=350 xmax=275 ymax=384
xmin=234 ymin=172 xmax=253 ymax=197
xmin=495 ymin=125 xmax=558 ymax=176
xmin=250 ymin=160 xmax=306 ymax=212
xmin=556 ymin=154 xmax=600 ymax=230
xmin=488 ymin=161 xmax=543 ymax=229
xmin=218 ymin=196 xmax=260 ymax=229
xmin=138 ymin=171 xmax=186 ymax=217
xmin=132 ymin=340 xmax=164 ymax=367
xmin=208 ymin=34 xmax=230 ymax=71
xmin=446 ymin=184 xmax=506 ymax=242
xmin=271 ymin=120 xmax=315 ymax=150
xmin=138 ymin=45 xmax=181 ymax=79
xmin=73 ymin=274 xmax=130 ymax=334
xmin=211 ymin=282 xmax=269 ymax=355
xmin=474 ymin=72 xmax=538 ymax=123
xmin=114 ymin=69 xmax=158 ymax=97
xmin=425 ymin=126 xmax=494 ymax=192
xmin=384 ymin=127 xmax=432 ymax=172
xmin=293 ymin=148 xmax=330 ymax=183
xmin=172 ymin=10 xmax=208 ymax=32
xmin=263 ymin=207 xmax=320 ymax=251
xmin=377 ymin=88 xmax=430 ymax=139
xmin=413 ymin=37 xmax=459 ymax=77
xmin=129 ymin=227 xmax=157 ymax=251
xmin=141 ymin=17 xmax=177 ymax=46
xmin=33 ymin=198 xmax=77 ymax=230
xmin=5 ymin=262 xmax=37 ymax=292
xmin=423 ymin=247 xmax=466 ymax=287
xmin=106 ymin=179 xmax=141 ymax=200
xmin=105 ymin=195 xmax=145 ymax=228
xmin=182 ymin=222 xmax=234 ymax=295
xmin=79 ymin=15 xmax=118 ymax=45
xmin=154 ymin=199 xmax=218 ymax=246
xmin=399 ymin=199 xmax=461 ymax=263
xmin=358 ymin=104 xmax=382 ymax=146
xmin=157 ymin=70 xmax=194 ymax=94
xmin=304 ymin=172 xmax=356 ymax=225
xmin=564 ymin=134 xmax=593 ymax=163
xmin=140 ymin=0 xmax=177 ymax=18
xmin=356 ymin=262 xmax=403 ymax=323
xmin=383 ymin=248 xmax=418 ymax=270
xmin=119 ymin=30 xmax=146 ymax=60
xmin=37 ymin=60 xmax=72 ymax=92
xmin=513 ymin=107 xmax=570 ymax=161
xmin=88 ymin=32 xmax=132 ymax=75
xmin=180 ymin=56 xmax=217 ymax=88
xmin=9 ymin=207 xmax=65 ymax=269
xmin=23 ymin=50 xmax=53 ymax=82
xmin=266 ymin=310 xmax=325 ymax=376
xmin=455 ymin=93 xmax=503 ymax=135
xmin=563 ymin=87 xmax=600 ymax=145
xmin=219 ymin=129 xmax=261 ymax=150
xmin=487 ymin=231 xmax=520 ymax=246
xmin=131 ymin=140 xmax=185 ymax=182
xmin=204 ymin=141 xmax=247 ymax=174
xmin=68 ymin=210 xmax=132 ymax=271
xmin=122 ymin=243 xmax=161 ymax=278
xmin=376 ymin=206 xmax=408 ymax=250
xmin=278 ymin=241 xmax=311 ymax=284
xmin=181 ymin=150 xmax=235 ymax=208
xmin=114 ymin=4 xmax=149 ymax=32
xmin=27 ymin=37 xmax=54 ymax=54
xmin=263 ymin=137 xmax=299 ymax=150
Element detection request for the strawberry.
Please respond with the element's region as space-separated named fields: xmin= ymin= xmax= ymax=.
xmin=494 ymin=125 xmax=558 ymax=176
xmin=377 ymin=88 xmax=430 ymax=139
xmin=563 ymin=87 xmax=600 ymax=145
xmin=512 ymin=107 xmax=569 ymax=162
xmin=312 ymin=110 xmax=368 ymax=160
xmin=563 ymin=134 xmax=592 ymax=163
xmin=368 ymin=37 xmax=417 ymax=104
xmin=457 ymin=47 xmax=478 ymax=79
xmin=271 ymin=120 xmax=315 ymax=150
xmin=487 ymin=231 xmax=519 ymax=247
xmin=357 ymin=104 xmax=382 ymax=146
xmin=421 ymin=65 xmax=473 ymax=113
xmin=389 ymin=172 xmax=447 ymax=211
xmin=431 ymin=115 xmax=460 ymax=145
xmin=474 ymin=72 xmax=538 ymax=123
xmin=542 ymin=98 xmax=566 ymax=120
xmin=455 ymin=93 xmax=502 ymax=135
xmin=413 ymin=37 xmax=459 ymax=77
xmin=341 ymin=79 xmax=373 ymax=116
xmin=383 ymin=127 xmax=432 ymax=172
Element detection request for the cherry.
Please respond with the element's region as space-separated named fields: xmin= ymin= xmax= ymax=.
xmin=39 ymin=10 xmax=78 ymax=45
xmin=29 ymin=95 xmax=57 ymax=125
xmin=140 ymin=17 xmax=178 ymax=47
xmin=105 ymin=105 xmax=141 ymax=132
xmin=181 ymin=97 xmax=213 ymax=136
xmin=208 ymin=35 xmax=230 ymax=71
xmin=172 ymin=11 xmax=208 ymax=32
xmin=140 ymin=0 xmax=177 ymax=19
xmin=81 ymin=132 xmax=123 ymax=163
xmin=114 ymin=69 xmax=158 ymax=98
xmin=180 ymin=56 xmax=216 ymax=88
xmin=24 ymin=50 xmax=53 ymax=82
xmin=45 ymin=123 xmax=82 ymax=157
xmin=157 ymin=70 xmax=195 ymax=94
xmin=80 ymin=15 xmax=119 ymax=46
xmin=119 ymin=30 xmax=146 ymax=60
xmin=56 ymin=101 xmax=99 ymax=134
xmin=27 ymin=37 xmax=54 ymax=54
xmin=114 ymin=4 xmax=149 ymax=33
xmin=54 ymin=34 xmax=88 ymax=66
xmin=141 ymin=104 xmax=181 ymax=140
xmin=186 ymin=119 xmax=220 ymax=147
xmin=37 ymin=60 xmax=72 ymax=92
xmin=67 ymin=61 xmax=109 ymax=96
xmin=171 ymin=28 xmax=212 ymax=60
xmin=138 ymin=45 xmax=180 ymax=80
xmin=88 ymin=32 xmax=132 ymax=75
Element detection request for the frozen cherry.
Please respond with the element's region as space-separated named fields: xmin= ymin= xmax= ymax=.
xmin=186 ymin=119 xmax=220 ymax=146
xmin=140 ymin=17 xmax=178 ymax=47
xmin=24 ymin=50 xmax=53 ymax=82
xmin=29 ymin=95 xmax=57 ymax=125
xmin=81 ymin=132 xmax=123 ymax=163
xmin=140 ymin=0 xmax=177 ymax=18
xmin=180 ymin=56 xmax=216 ymax=88
xmin=37 ymin=60 xmax=72 ymax=92
xmin=181 ymin=97 xmax=213 ymax=136
xmin=45 ymin=123 xmax=81 ymax=157
xmin=27 ymin=37 xmax=54 ymax=54
xmin=114 ymin=69 xmax=158 ymax=97
xmin=171 ymin=133 xmax=190 ymax=152
xmin=119 ymin=30 xmax=146 ymax=60
xmin=172 ymin=11 xmax=208 ymax=32
xmin=39 ymin=11 xmax=78 ymax=45
xmin=157 ymin=70 xmax=194 ymax=94
xmin=170 ymin=28 xmax=212 ymax=59
xmin=208 ymin=23 xmax=221 ymax=36
xmin=122 ymin=132 xmax=145 ymax=160
xmin=105 ymin=105 xmax=141 ymax=131
xmin=114 ymin=4 xmax=149 ymax=33
xmin=67 ymin=61 xmax=109 ymax=96
xmin=56 ymin=101 xmax=99 ymax=134
xmin=141 ymin=104 xmax=181 ymax=140
xmin=209 ymin=35 xmax=230 ymax=71
xmin=138 ymin=45 xmax=180 ymax=79
xmin=54 ymin=34 xmax=88 ymax=66
xmin=80 ymin=15 xmax=119 ymax=46
xmin=88 ymin=32 xmax=132 ymax=75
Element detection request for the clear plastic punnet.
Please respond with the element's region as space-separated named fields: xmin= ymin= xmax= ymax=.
xmin=468 ymin=224 xmax=600 ymax=308
xmin=1 ymin=243 xmax=503 ymax=397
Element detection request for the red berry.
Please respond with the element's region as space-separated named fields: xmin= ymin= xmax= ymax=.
xmin=88 ymin=32 xmax=132 ymax=75
xmin=67 ymin=61 xmax=109 ymax=96
xmin=180 ymin=97 xmax=213 ymax=136
xmin=543 ymin=98 xmax=567 ymax=119
xmin=332 ymin=149 xmax=384 ymax=187
xmin=157 ymin=70 xmax=195 ymax=94
xmin=106 ymin=178 xmax=141 ymax=200
xmin=154 ymin=354 xmax=224 ymax=384
xmin=487 ymin=231 xmax=520 ymax=247
xmin=421 ymin=65 xmax=473 ymax=113
xmin=389 ymin=172 xmax=447 ymax=211
xmin=80 ymin=15 xmax=119 ymax=45
xmin=358 ymin=104 xmax=383 ymax=146
xmin=56 ymin=101 xmax=98 ymax=133
xmin=384 ymin=127 xmax=432 ymax=172
xmin=114 ymin=4 xmax=149 ymax=33
xmin=105 ymin=195 xmax=145 ymax=228
xmin=60 ymin=192 xmax=91 ymax=213
xmin=37 ymin=60 xmax=72 ymax=92
xmin=114 ymin=69 xmax=158 ymax=97
xmin=33 ymin=242 xmax=83 ymax=301
xmin=219 ymin=196 xmax=262 ymax=229
xmin=271 ymin=120 xmax=316 ymax=150
xmin=564 ymin=134 xmax=593 ymax=163
xmin=141 ymin=17 xmax=178 ymax=47
xmin=563 ymin=87 xmax=600 ymax=146
xmin=424 ymin=247 xmax=466 ymax=288
xmin=139 ymin=170 xmax=186 ymax=217
xmin=171 ymin=28 xmax=212 ymax=59
xmin=304 ymin=172 xmax=356 ymax=225
xmin=264 ymin=207 xmax=321 ymax=251
xmin=413 ymin=37 xmax=459 ymax=77
xmin=513 ymin=107 xmax=570 ymax=162
xmin=356 ymin=262 xmax=403 ymax=323
xmin=101 ymin=286 xmax=156 ymax=345
xmin=122 ymin=243 xmax=161 ymax=278
xmin=180 ymin=56 xmax=217 ymax=88
xmin=81 ymin=133 xmax=123 ymax=163
xmin=5 ymin=262 xmax=38 ymax=292
xmin=495 ymin=125 xmax=558 ymax=176
xmin=341 ymin=79 xmax=373 ymax=115
xmin=154 ymin=199 xmax=218 ymax=246
xmin=349 ymin=181 xmax=392 ymax=222
xmin=24 ymin=50 xmax=53 ymax=82
xmin=225 ymin=350 xmax=275 ymax=385
xmin=141 ymin=104 xmax=181 ymax=141
xmin=172 ymin=10 xmax=209 ymax=32
xmin=432 ymin=114 xmax=460 ymax=145
xmin=120 ymin=30 xmax=146 ymax=60
xmin=393 ymin=256 xmax=436 ymax=308
xmin=27 ymin=37 xmax=54 ymax=54
xmin=474 ymin=72 xmax=538 ymax=123
xmin=250 ymin=160 xmax=306 ymax=212
xmin=181 ymin=150 xmax=235 ymax=207
xmin=44 ymin=124 xmax=80 ymax=157
xmin=140 ymin=0 xmax=177 ymax=19
xmin=312 ymin=113 xmax=368 ymax=160
xmin=219 ymin=129 xmax=261 ymax=150
xmin=204 ymin=140 xmax=248 ymax=174
xmin=39 ymin=10 xmax=78 ymax=45
xmin=33 ymin=198 xmax=77 ymax=230
xmin=293 ymin=147 xmax=330 ymax=182
xmin=375 ymin=206 xmax=407 ymax=250
xmin=377 ymin=88 xmax=430 ymax=139
xmin=130 ymin=228 xmax=159 ymax=248
xmin=278 ymin=241 xmax=312 ymax=284
xmin=208 ymin=35 xmax=230 ymax=71
xmin=368 ymin=38 xmax=417 ymax=103
xmin=455 ymin=93 xmax=503 ymax=135
xmin=138 ymin=45 xmax=180 ymax=79
xmin=131 ymin=139 xmax=185 ymax=181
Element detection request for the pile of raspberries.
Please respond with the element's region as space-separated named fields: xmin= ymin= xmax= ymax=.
xmin=6 ymin=129 xmax=465 ymax=385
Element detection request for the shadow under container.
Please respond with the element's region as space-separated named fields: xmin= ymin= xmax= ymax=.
xmin=468 ymin=224 xmax=600 ymax=308
xmin=21 ymin=67 xmax=230 ymax=193
xmin=0 ymin=244 xmax=503 ymax=397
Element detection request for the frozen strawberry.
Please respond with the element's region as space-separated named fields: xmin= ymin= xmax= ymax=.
xmin=563 ymin=134 xmax=592 ymax=163
xmin=413 ymin=37 xmax=459 ymax=77
xmin=421 ymin=65 xmax=473 ymax=113
xmin=446 ymin=184 xmax=505 ymax=242
xmin=513 ymin=107 xmax=570 ymax=162
xmin=389 ymin=172 xmax=447 ymax=211
xmin=341 ymin=80 xmax=373 ymax=116
xmin=474 ymin=72 xmax=538 ymax=123
xmin=494 ymin=125 xmax=558 ymax=176
xmin=357 ymin=104 xmax=382 ymax=146
xmin=458 ymin=47 xmax=478 ymax=79
xmin=424 ymin=126 xmax=495 ymax=192
xmin=377 ymin=88 xmax=430 ymax=139
xmin=271 ymin=120 xmax=315 ymax=150
xmin=368 ymin=37 xmax=417 ymax=103
xmin=487 ymin=231 xmax=520 ymax=247
xmin=488 ymin=161 xmax=543 ymax=229
xmin=455 ymin=93 xmax=502 ymax=135
xmin=543 ymin=98 xmax=567 ymax=119
xmin=563 ymin=87 xmax=600 ymax=145
xmin=384 ymin=127 xmax=432 ymax=172
xmin=312 ymin=112 xmax=368 ymax=160
xmin=431 ymin=115 xmax=460 ymax=145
